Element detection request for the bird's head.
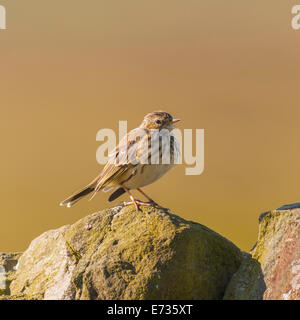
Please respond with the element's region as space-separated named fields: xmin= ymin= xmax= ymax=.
xmin=140 ymin=111 xmax=180 ymax=130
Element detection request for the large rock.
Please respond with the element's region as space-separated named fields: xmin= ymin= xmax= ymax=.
xmin=3 ymin=202 xmax=299 ymax=300
xmin=224 ymin=203 xmax=300 ymax=300
xmin=8 ymin=205 xmax=242 ymax=300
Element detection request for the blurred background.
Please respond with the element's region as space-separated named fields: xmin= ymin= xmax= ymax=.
xmin=1 ymin=1 xmax=299 ymax=252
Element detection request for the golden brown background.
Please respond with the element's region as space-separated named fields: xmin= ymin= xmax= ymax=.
xmin=1 ymin=1 xmax=299 ymax=252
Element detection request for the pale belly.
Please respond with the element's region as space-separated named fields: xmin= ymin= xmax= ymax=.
xmin=116 ymin=163 xmax=175 ymax=190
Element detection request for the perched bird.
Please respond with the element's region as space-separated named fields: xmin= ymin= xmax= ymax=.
xmin=60 ymin=111 xmax=181 ymax=211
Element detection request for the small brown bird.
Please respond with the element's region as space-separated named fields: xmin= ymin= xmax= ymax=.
xmin=60 ymin=111 xmax=180 ymax=211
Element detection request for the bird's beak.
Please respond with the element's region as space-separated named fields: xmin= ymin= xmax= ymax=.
xmin=172 ymin=118 xmax=181 ymax=124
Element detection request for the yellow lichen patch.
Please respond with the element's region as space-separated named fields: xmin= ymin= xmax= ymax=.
xmin=65 ymin=241 xmax=82 ymax=262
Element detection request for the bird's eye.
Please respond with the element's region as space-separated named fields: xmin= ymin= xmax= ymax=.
xmin=155 ymin=120 xmax=162 ymax=125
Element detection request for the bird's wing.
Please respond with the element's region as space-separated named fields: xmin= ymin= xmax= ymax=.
xmin=91 ymin=127 xmax=149 ymax=196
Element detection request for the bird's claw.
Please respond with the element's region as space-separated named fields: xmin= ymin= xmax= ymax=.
xmin=123 ymin=200 xmax=169 ymax=212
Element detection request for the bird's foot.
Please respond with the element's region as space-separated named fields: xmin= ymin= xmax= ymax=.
xmin=123 ymin=200 xmax=152 ymax=212
xmin=123 ymin=200 xmax=169 ymax=212
xmin=123 ymin=200 xmax=140 ymax=212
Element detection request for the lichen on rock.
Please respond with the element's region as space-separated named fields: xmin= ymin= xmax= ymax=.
xmin=252 ymin=206 xmax=300 ymax=300
xmin=224 ymin=203 xmax=300 ymax=300
xmin=7 ymin=205 xmax=242 ymax=300
xmin=2 ymin=202 xmax=299 ymax=300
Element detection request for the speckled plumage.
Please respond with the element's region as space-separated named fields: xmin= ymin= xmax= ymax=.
xmin=60 ymin=111 xmax=180 ymax=211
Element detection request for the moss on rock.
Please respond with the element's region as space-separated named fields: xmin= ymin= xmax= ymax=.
xmin=8 ymin=205 xmax=242 ymax=300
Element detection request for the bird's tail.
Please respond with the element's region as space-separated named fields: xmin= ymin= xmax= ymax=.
xmin=60 ymin=182 xmax=97 ymax=208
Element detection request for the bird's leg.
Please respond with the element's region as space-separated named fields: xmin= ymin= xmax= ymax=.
xmin=137 ymin=188 xmax=169 ymax=211
xmin=123 ymin=187 xmax=169 ymax=212
xmin=123 ymin=187 xmax=140 ymax=212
